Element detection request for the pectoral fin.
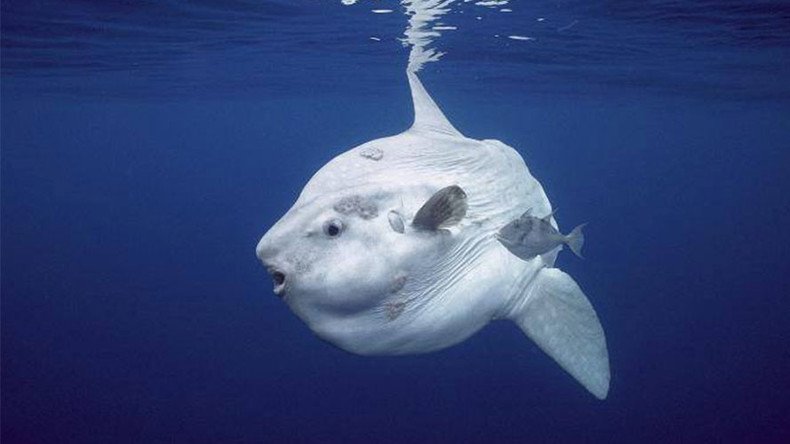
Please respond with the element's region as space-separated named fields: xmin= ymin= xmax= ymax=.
xmin=509 ymin=268 xmax=610 ymax=399
xmin=388 ymin=210 xmax=406 ymax=234
xmin=412 ymin=185 xmax=467 ymax=231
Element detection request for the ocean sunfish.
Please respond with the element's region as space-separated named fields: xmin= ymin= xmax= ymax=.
xmin=256 ymin=72 xmax=610 ymax=399
xmin=497 ymin=208 xmax=587 ymax=260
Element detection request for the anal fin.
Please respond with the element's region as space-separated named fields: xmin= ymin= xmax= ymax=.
xmin=509 ymin=268 xmax=610 ymax=399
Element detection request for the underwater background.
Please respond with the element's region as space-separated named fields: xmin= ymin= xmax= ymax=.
xmin=2 ymin=1 xmax=790 ymax=442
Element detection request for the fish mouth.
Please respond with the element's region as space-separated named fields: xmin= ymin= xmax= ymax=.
xmin=267 ymin=267 xmax=287 ymax=296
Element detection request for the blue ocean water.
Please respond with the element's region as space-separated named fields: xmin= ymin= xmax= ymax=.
xmin=2 ymin=1 xmax=790 ymax=442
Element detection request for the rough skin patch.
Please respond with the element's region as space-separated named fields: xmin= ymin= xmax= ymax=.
xmin=359 ymin=146 xmax=384 ymax=161
xmin=385 ymin=301 xmax=406 ymax=320
xmin=390 ymin=274 xmax=408 ymax=293
xmin=286 ymin=253 xmax=313 ymax=274
xmin=334 ymin=195 xmax=379 ymax=219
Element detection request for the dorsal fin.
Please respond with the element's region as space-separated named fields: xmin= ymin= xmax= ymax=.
xmin=407 ymin=71 xmax=462 ymax=137
xmin=542 ymin=208 xmax=558 ymax=222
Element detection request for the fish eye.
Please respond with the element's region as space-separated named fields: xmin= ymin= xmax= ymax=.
xmin=323 ymin=219 xmax=344 ymax=237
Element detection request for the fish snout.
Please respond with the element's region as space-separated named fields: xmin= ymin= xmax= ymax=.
xmin=256 ymin=236 xmax=288 ymax=297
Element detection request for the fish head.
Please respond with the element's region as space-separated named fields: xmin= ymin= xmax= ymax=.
xmin=498 ymin=216 xmax=533 ymax=244
xmin=256 ymin=181 xmax=424 ymax=340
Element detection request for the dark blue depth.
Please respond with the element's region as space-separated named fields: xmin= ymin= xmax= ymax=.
xmin=2 ymin=1 xmax=790 ymax=443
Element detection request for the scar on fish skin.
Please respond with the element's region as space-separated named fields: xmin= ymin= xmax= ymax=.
xmin=359 ymin=146 xmax=383 ymax=161
xmin=385 ymin=275 xmax=409 ymax=320
xmin=390 ymin=274 xmax=408 ymax=294
xmin=334 ymin=195 xmax=378 ymax=219
xmin=386 ymin=301 xmax=406 ymax=320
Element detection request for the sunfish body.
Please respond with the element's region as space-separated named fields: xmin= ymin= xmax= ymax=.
xmin=497 ymin=208 xmax=587 ymax=260
xmin=256 ymin=72 xmax=610 ymax=399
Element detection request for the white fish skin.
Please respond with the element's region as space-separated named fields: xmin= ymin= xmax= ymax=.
xmin=256 ymin=72 xmax=610 ymax=399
